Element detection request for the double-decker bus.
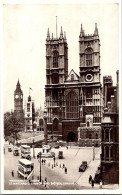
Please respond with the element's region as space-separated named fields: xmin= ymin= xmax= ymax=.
xmin=21 ymin=145 xmax=31 ymax=160
xmin=17 ymin=159 xmax=34 ymax=180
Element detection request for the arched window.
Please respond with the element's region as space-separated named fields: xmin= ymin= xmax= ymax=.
xmin=85 ymin=48 xmax=93 ymax=66
xmin=105 ymin=146 xmax=109 ymax=160
xmin=71 ymin=74 xmax=74 ymax=81
xmin=66 ymin=91 xmax=79 ymax=118
xmin=105 ymin=129 xmax=109 ymax=141
xmin=52 ymin=73 xmax=59 ymax=84
xmin=110 ymin=146 xmax=113 ymax=160
xmin=110 ymin=129 xmax=113 ymax=141
xmin=53 ymin=51 xmax=58 ymax=68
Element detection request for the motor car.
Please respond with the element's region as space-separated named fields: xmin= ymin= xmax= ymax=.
xmin=79 ymin=161 xmax=87 ymax=172
xmin=58 ymin=151 xmax=63 ymax=159
xmin=54 ymin=145 xmax=59 ymax=149
xmin=8 ymin=147 xmax=12 ymax=152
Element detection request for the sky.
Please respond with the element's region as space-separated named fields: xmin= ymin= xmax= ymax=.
xmin=3 ymin=3 xmax=119 ymax=112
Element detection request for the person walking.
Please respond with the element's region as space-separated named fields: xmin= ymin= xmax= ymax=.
xmin=89 ymin=175 xmax=92 ymax=184
xmin=65 ymin=167 xmax=67 ymax=174
xmin=11 ymin=170 xmax=14 ymax=177
xmin=42 ymin=159 xmax=43 ymax=164
xmin=91 ymin=179 xmax=94 ymax=188
xmin=100 ymin=180 xmax=102 ymax=189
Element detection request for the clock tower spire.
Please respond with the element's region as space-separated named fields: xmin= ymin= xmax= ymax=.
xmin=14 ymin=80 xmax=23 ymax=119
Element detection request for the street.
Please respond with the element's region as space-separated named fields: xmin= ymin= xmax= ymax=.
xmin=4 ymin=141 xmax=118 ymax=190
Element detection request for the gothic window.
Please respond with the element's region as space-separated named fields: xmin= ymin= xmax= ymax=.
xmin=105 ymin=146 xmax=109 ymax=160
xmin=27 ymin=103 xmax=30 ymax=112
xmin=105 ymin=129 xmax=109 ymax=141
xmin=66 ymin=91 xmax=79 ymax=119
xmin=110 ymin=146 xmax=113 ymax=160
xmin=53 ymin=51 xmax=58 ymax=68
xmin=71 ymin=74 xmax=74 ymax=81
xmin=85 ymin=48 xmax=93 ymax=66
xmin=52 ymin=73 xmax=59 ymax=84
xmin=110 ymin=129 xmax=113 ymax=141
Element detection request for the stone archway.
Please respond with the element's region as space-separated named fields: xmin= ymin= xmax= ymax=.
xmin=67 ymin=132 xmax=75 ymax=142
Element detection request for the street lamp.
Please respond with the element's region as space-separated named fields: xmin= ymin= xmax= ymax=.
xmin=38 ymin=152 xmax=42 ymax=182
xmin=32 ymin=138 xmax=35 ymax=158
xmin=43 ymin=102 xmax=48 ymax=145
xmin=93 ymin=146 xmax=95 ymax=160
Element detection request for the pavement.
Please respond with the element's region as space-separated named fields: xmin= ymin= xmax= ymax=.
xmin=3 ymin=141 xmax=119 ymax=191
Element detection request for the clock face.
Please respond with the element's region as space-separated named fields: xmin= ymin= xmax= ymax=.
xmin=86 ymin=74 xmax=93 ymax=82
xmin=15 ymin=95 xmax=19 ymax=99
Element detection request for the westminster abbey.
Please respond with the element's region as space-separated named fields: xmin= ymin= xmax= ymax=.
xmin=45 ymin=24 xmax=103 ymax=145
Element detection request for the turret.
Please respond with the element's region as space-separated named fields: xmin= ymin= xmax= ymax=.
xmin=59 ymin=26 xmax=63 ymax=39
xmin=94 ymin=23 xmax=99 ymax=36
xmin=46 ymin=28 xmax=50 ymax=41
xmin=80 ymin=24 xmax=85 ymax=37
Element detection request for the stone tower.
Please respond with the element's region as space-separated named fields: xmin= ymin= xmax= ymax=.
xmin=14 ymin=80 xmax=23 ymax=119
xmin=79 ymin=23 xmax=102 ymax=126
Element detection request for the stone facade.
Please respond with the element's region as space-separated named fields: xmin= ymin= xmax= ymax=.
xmin=45 ymin=24 xmax=103 ymax=143
xmin=101 ymin=71 xmax=119 ymax=184
xmin=24 ymin=95 xmax=35 ymax=131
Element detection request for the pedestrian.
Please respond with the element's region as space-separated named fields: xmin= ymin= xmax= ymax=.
xmin=63 ymin=164 xmax=65 ymax=168
xmin=42 ymin=159 xmax=43 ymax=164
xmin=67 ymin=146 xmax=68 ymax=149
xmin=89 ymin=175 xmax=92 ymax=184
xmin=91 ymin=179 xmax=94 ymax=188
xmin=52 ymin=164 xmax=53 ymax=168
xmin=11 ymin=170 xmax=14 ymax=177
xmin=65 ymin=167 xmax=67 ymax=174
xmin=100 ymin=180 xmax=102 ymax=189
xmin=60 ymin=164 xmax=61 ymax=168
xmin=54 ymin=156 xmax=55 ymax=164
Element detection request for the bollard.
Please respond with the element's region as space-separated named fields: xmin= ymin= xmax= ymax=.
xmin=42 ymin=180 xmax=44 ymax=185
xmin=60 ymin=164 xmax=61 ymax=168
xmin=52 ymin=165 xmax=53 ymax=168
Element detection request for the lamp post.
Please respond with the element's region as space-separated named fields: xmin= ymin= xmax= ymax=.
xmin=33 ymin=138 xmax=35 ymax=158
xmin=93 ymin=146 xmax=95 ymax=160
xmin=44 ymin=103 xmax=48 ymax=145
xmin=38 ymin=152 xmax=42 ymax=182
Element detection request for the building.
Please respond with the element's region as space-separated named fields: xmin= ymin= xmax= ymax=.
xmin=101 ymin=71 xmax=119 ymax=184
xmin=24 ymin=95 xmax=35 ymax=131
xmin=45 ymin=24 xmax=103 ymax=143
xmin=14 ymin=80 xmax=24 ymax=119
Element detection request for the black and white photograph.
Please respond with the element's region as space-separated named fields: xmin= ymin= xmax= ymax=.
xmin=0 ymin=0 xmax=121 ymax=193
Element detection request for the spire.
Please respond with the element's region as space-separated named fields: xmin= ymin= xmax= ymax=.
xmin=94 ymin=23 xmax=99 ymax=36
xmin=15 ymin=79 xmax=22 ymax=93
xmin=60 ymin=26 xmax=63 ymax=39
xmin=46 ymin=28 xmax=50 ymax=40
xmin=80 ymin=24 xmax=84 ymax=37
xmin=17 ymin=79 xmax=20 ymax=86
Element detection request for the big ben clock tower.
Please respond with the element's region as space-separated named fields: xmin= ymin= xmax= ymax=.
xmin=14 ymin=80 xmax=24 ymax=119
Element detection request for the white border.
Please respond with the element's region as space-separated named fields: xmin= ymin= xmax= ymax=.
xmin=0 ymin=0 xmax=121 ymax=194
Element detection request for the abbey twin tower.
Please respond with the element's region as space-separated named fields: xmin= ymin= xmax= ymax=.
xmin=45 ymin=23 xmax=103 ymax=145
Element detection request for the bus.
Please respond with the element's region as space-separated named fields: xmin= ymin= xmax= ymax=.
xmin=21 ymin=145 xmax=31 ymax=160
xmin=17 ymin=159 xmax=34 ymax=180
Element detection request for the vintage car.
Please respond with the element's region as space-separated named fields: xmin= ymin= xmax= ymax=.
xmin=8 ymin=146 xmax=12 ymax=152
xmin=79 ymin=161 xmax=87 ymax=172
xmin=58 ymin=151 xmax=63 ymax=159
